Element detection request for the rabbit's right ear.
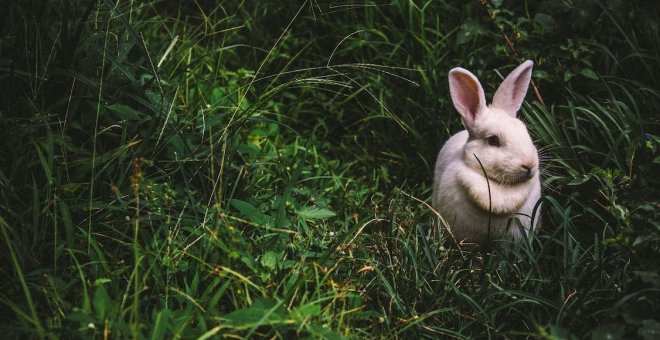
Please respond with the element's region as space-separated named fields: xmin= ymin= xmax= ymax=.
xmin=448 ymin=67 xmax=486 ymax=130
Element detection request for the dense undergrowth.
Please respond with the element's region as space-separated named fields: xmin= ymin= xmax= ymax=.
xmin=0 ymin=0 xmax=658 ymax=338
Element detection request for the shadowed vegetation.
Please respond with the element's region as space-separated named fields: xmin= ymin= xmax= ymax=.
xmin=0 ymin=0 xmax=658 ymax=338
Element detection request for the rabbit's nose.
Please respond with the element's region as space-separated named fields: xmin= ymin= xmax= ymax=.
xmin=522 ymin=165 xmax=534 ymax=177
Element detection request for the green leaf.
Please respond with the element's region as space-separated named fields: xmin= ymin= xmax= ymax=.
xmin=290 ymin=302 xmax=321 ymax=321
xmin=546 ymin=325 xmax=577 ymax=339
xmin=534 ymin=13 xmax=554 ymax=32
xmin=638 ymin=319 xmax=660 ymax=339
xmin=567 ymin=174 xmax=591 ymax=186
xmin=211 ymin=87 xmax=223 ymax=104
xmin=224 ymin=306 xmax=274 ymax=324
xmin=93 ymin=278 xmax=111 ymax=286
xmin=107 ymin=103 xmax=142 ymax=121
xmin=296 ymin=206 xmax=336 ymax=221
xmin=66 ymin=311 xmax=95 ymax=325
xmin=306 ymin=324 xmax=344 ymax=340
xmin=151 ymin=308 xmax=171 ymax=340
xmin=592 ymin=323 xmax=626 ymax=340
xmin=93 ymin=285 xmax=111 ymax=320
xmin=533 ymin=70 xmax=551 ymax=80
xmin=457 ymin=19 xmax=486 ymax=45
xmin=240 ymin=254 xmax=258 ymax=272
xmin=230 ymin=199 xmax=273 ymax=226
xmin=260 ymin=251 xmax=279 ymax=270
xmin=564 ymin=70 xmax=574 ymax=82
xmin=580 ymin=67 xmax=600 ymax=80
xmin=223 ymin=299 xmax=285 ymax=325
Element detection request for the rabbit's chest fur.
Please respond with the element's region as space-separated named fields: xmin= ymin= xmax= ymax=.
xmin=433 ymin=131 xmax=540 ymax=244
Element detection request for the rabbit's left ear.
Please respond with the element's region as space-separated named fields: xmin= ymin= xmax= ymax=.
xmin=491 ymin=60 xmax=533 ymax=117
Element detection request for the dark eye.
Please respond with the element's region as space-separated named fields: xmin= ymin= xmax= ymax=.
xmin=487 ymin=135 xmax=500 ymax=147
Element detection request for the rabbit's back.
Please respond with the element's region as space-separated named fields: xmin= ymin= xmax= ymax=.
xmin=432 ymin=130 xmax=467 ymax=208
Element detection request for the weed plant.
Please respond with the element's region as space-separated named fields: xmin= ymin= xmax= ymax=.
xmin=0 ymin=1 xmax=658 ymax=338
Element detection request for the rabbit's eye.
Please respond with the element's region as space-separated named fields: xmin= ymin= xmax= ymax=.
xmin=487 ymin=135 xmax=500 ymax=147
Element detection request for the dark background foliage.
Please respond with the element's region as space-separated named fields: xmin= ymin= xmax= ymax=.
xmin=0 ymin=0 xmax=658 ymax=338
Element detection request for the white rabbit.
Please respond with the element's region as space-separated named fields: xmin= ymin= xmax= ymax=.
xmin=432 ymin=60 xmax=541 ymax=245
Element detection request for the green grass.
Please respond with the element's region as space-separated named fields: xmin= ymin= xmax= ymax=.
xmin=1 ymin=0 xmax=658 ymax=338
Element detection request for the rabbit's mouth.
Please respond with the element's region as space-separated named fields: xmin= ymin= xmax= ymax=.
xmin=488 ymin=168 xmax=536 ymax=186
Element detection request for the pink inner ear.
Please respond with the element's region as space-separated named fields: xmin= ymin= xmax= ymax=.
xmin=452 ymin=72 xmax=482 ymax=123
xmin=503 ymin=75 xmax=529 ymax=106
xmin=491 ymin=60 xmax=533 ymax=115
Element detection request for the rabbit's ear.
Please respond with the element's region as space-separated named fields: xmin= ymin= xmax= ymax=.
xmin=448 ymin=67 xmax=487 ymax=129
xmin=491 ymin=60 xmax=533 ymax=116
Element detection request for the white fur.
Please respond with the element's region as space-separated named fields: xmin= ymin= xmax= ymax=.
xmin=432 ymin=60 xmax=541 ymax=245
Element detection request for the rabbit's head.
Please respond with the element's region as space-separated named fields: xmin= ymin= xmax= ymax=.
xmin=448 ymin=60 xmax=538 ymax=187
